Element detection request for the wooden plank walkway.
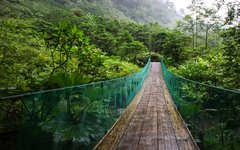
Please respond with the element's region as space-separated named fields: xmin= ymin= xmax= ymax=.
xmin=94 ymin=62 xmax=199 ymax=150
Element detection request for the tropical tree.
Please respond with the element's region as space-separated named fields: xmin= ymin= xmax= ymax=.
xmin=162 ymin=29 xmax=191 ymax=65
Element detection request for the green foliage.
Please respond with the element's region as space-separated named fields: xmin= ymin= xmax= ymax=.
xmin=0 ymin=10 xmax=143 ymax=96
xmin=0 ymin=19 xmax=50 ymax=96
xmin=103 ymin=57 xmax=140 ymax=79
xmin=43 ymin=22 xmax=91 ymax=75
xmin=221 ymin=24 xmax=240 ymax=90
xmin=172 ymin=58 xmax=214 ymax=83
xmin=118 ymin=40 xmax=147 ymax=63
xmin=162 ymin=29 xmax=191 ymax=65
xmin=48 ymin=72 xmax=90 ymax=87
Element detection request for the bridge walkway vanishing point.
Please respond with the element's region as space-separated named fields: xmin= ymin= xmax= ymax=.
xmin=94 ymin=62 xmax=199 ymax=150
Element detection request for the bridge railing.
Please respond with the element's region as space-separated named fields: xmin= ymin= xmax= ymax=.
xmin=0 ymin=59 xmax=150 ymax=150
xmin=161 ymin=61 xmax=240 ymax=149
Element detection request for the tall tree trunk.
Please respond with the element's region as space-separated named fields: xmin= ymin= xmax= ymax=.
xmin=205 ymin=24 xmax=209 ymax=49
xmin=192 ymin=27 xmax=195 ymax=49
xmin=195 ymin=24 xmax=198 ymax=48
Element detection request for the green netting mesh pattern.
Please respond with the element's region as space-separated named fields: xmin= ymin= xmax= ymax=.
xmin=161 ymin=62 xmax=240 ymax=149
xmin=0 ymin=59 xmax=150 ymax=150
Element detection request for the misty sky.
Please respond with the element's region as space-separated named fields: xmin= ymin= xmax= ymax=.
xmin=170 ymin=0 xmax=216 ymax=10
xmin=170 ymin=0 xmax=234 ymax=17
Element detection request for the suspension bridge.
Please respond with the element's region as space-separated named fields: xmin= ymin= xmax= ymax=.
xmin=94 ymin=62 xmax=198 ymax=150
xmin=0 ymin=60 xmax=239 ymax=150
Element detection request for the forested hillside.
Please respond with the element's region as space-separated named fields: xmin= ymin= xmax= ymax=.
xmin=0 ymin=0 xmax=182 ymax=26
xmin=0 ymin=0 xmax=146 ymax=96
xmin=75 ymin=0 xmax=182 ymax=26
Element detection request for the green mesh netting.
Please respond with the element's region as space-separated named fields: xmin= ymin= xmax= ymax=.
xmin=0 ymin=59 xmax=150 ymax=150
xmin=161 ymin=61 xmax=240 ymax=150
